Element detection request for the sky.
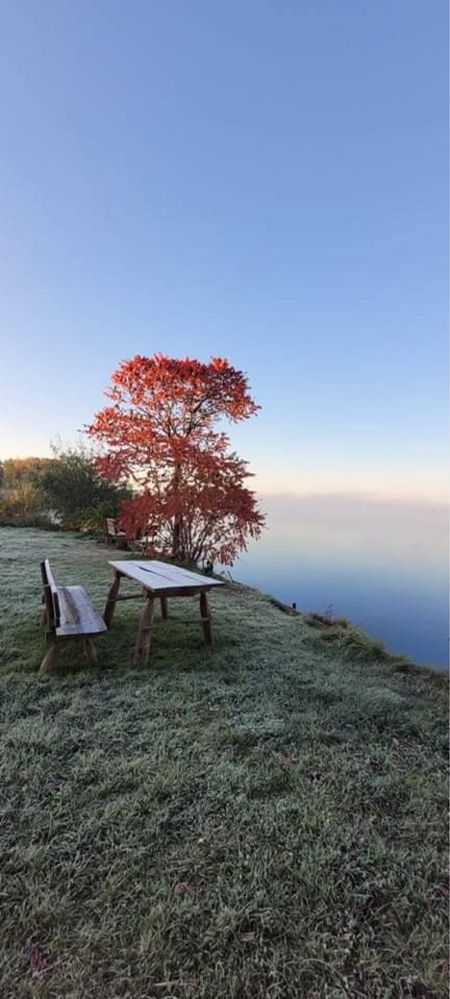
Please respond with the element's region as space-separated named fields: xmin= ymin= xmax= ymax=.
xmin=0 ymin=0 xmax=448 ymax=501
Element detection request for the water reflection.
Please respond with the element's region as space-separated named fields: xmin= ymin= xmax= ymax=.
xmin=234 ymin=494 xmax=449 ymax=669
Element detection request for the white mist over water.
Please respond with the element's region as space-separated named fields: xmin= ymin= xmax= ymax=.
xmin=234 ymin=494 xmax=449 ymax=669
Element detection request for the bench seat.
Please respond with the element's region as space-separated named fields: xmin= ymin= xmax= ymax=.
xmin=40 ymin=559 xmax=107 ymax=672
xmin=105 ymin=518 xmax=128 ymax=547
xmin=55 ymin=586 xmax=108 ymax=637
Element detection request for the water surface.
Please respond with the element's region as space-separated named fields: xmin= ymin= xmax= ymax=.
xmin=234 ymin=494 xmax=449 ymax=669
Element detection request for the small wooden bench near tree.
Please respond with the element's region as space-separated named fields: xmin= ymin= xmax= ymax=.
xmin=40 ymin=559 xmax=107 ymax=673
xmin=105 ymin=517 xmax=128 ymax=548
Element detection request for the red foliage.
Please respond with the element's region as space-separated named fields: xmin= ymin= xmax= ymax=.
xmin=87 ymin=354 xmax=264 ymax=564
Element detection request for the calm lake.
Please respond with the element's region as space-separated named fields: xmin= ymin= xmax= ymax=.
xmin=234 ymin=494 xmax=449 ymax=670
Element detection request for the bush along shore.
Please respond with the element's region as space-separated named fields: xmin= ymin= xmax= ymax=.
xmin=0 ymin=526 xmax=448 ymax=999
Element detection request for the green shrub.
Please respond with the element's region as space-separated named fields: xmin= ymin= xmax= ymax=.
xmin=34 ymin=445 xmax=131 ymax=531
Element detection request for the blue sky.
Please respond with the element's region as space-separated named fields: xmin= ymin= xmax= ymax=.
xmin=0 ymin=0 xmax=448 ymax=499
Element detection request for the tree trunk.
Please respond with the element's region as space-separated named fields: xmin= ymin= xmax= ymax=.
xmin=172 ymin=516 xmax=182 ymax=560
xmin=171 ymin=462 xmax=183 ymax=561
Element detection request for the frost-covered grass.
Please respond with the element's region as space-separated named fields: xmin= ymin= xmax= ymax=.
xmin=0 ymin=527 xmax=448 ymax=998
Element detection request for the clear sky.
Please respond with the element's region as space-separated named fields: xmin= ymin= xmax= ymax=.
xmin=0 ymin=0 xmax=448 ymax=500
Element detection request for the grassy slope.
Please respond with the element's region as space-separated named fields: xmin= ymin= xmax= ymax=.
xmin=0 ymin=527 xmax=448 ymax=999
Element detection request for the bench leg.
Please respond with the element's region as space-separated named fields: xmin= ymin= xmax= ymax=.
xmin=160 ymin=597 xmax=168 ymax=620
xmin=200 ymin=593 xmax=213 ymax=647
xmin=104 ymin=571 xmax=121 ymax=627
xmin=83 ymin=638 xmax=98 ymax=665
xmin=134 ymin=597 xmax=155 ymax=666
xmin=40 ymin=640 xmax=59 ymax=674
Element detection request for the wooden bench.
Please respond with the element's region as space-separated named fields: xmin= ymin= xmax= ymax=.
xmin=40 ymin=559 xmax=107 ymax=673
xmin=105 ymin=517 xmax=128 ymax=548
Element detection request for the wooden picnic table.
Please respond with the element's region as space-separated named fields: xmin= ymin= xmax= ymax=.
xmin=104 ymin=560 xmax=225 ymax=665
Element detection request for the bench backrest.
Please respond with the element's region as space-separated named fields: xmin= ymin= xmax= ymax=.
xmin=105 ymin=518 xmax=117 ymax=537
xmin=40 ymin=559 xmax=61 ymax=630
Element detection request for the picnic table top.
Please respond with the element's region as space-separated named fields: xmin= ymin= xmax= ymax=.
xmin=108 ymin=559 xmax=225 ymax=595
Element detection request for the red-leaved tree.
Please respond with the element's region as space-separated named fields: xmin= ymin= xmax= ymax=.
xmin=86 ymin=354 xmax=265 ymax=565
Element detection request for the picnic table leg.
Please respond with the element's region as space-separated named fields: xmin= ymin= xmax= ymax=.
xmin=134 ymin=597 xmax=155 ymax=666
xmin=200 ymin=593 xmax=213 ymax=647
xmin=104 ymin=571 xmax=121 ymax=627
xmin=160 ymin=597 xmax=168 ymax=619
xmin=83 ymin=637 xmax=98 ymax=665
